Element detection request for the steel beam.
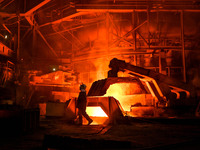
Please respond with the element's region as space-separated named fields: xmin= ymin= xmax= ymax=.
xmin=2 ymin=24 xmax=12 ymax=34
xmin=21 ymin=28 xmax=32 ymax=41
xmin=111 ymin=33 xmax=134 ymax=46
xmin=46 ymin=18 xmax=105 ymax=36
xmin=67 ymin=31 xmax=84 ymax=47
xmin=132 ymin=10 xmax=137 ymax=50
xmin=57 ymin=31 xmax=79 ymax=49
xmin=72 ymin=51 xmax=156 ymax=63
xmin=77 ymin=9 xmax=135 ymax=13
xmin=76 ymin=9 xmax=200 ymax=13
xmin=136 ymin=31 xmax=148 ymax=45
xmin=36 ymin=29 xmax=58 ymax=57
xmin=137 ymin=46 xmax=182 ymax=49
xmin=24 ymin=9 xmax=58 ymax=57
xmin=25 ymin=0 xmax=52 ymax=16
xmin=1 ymin=0 xmax=14 ymax=9
xmin=109 ymin=20 xmax=147 ymax=48
xmin=108 ymin=14 xmax=119 ymax=38
xmin=0 ymin=33 xmax=4 ymax=38
xmin=46 ymin=25 xmax=84 ymax=36
xmin=25 ymin=15 xmax=34 ymax=26
xmin=39 ymin=12 xmax=90 ymax=28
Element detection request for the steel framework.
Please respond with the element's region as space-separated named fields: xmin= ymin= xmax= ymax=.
xmin=0 ymin=0 xmax=200 ymax=82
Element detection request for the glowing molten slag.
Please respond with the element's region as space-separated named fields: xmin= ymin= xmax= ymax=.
xmin=104 ymin=83 xmax=144 ymax=111
xmin=86 ymin=106 xmax=108 ymax=117
xmin=84 ymin=106 xmax=108 ymax=125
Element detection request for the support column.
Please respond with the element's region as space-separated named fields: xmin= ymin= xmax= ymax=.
xmin=17 ymin=14 xmax=20 ymax=61
xmin=132 ymin=10 xmax=137 ymax=51
xmin=106 ymin=12 xmax=109 ymax=53
xmin=147 ymin=6 xmax=150 ymax=48
xmin=132 ymin=10 xmax=137 ymax=65
xmin=33 ymin=17 xmax=36 ymax=58
xmin=181 ymin=11 xmax=186 ymax=82
xmin=159 ymin=50 xmax=167 ymax=75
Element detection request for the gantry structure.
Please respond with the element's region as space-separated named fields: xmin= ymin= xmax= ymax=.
xmin=1 ymin=0 xmax=200 ymax=83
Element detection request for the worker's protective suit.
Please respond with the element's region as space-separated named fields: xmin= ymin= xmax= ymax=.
xmin=76 ymin=84 xmax=93 ymax=125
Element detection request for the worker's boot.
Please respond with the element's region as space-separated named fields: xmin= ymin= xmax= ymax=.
xmin=78 ymin=115 xmax=83 ymax=125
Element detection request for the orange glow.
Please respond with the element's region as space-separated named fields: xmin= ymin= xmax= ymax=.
xmin=86 ymin=106 xmax=108 ymax=117
xmin=93 ymin=59 xmax=109 ymax=80
xmin=104 ymin=83 xmax=149 ymax=111
xmin=128 ymin=106 xmax=155 ymax=117
xmin=83 ymin=106 xmax=108 ymax=125
xmin=82 ymin=117 xmax=108 ymax=125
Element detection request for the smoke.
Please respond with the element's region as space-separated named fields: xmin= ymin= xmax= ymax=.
xmin=72 ymin=12 xmax=200 ymax=89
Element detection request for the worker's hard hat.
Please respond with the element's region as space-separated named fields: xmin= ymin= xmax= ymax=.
xmin=80 ymin=83 xmax=86 ymax=90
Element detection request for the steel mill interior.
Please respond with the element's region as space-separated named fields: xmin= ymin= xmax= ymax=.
xmin=1 ymin=0 xmax=200 ymax=149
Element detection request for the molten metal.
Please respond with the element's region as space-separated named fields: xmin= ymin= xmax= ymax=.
xmin=86 ymin=106 xmax=108 ymax=117
xmin=104 ymin=82 xmax=148 ymax=111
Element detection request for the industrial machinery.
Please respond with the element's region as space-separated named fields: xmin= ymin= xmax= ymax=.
xmin=83 ymin=58 xmax=198 ymax=124
xmin=29 ymin=58 xmax=198 ymax=125
xmin=106 ymin=58 xmax=195 ymax=104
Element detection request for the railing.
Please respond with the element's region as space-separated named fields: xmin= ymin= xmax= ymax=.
xmin=0 ymin=42 xmax=13 ymax=57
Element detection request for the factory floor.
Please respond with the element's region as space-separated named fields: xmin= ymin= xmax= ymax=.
xmin=0 ymin=117 xmax=200 ymax=150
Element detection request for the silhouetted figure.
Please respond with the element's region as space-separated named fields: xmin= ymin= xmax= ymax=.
xmin=76 ymin=83 xmax=93 ymax=125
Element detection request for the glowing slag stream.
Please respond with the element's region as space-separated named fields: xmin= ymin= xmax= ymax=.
xmin=86 ymin=106 xmax=108 ymax=117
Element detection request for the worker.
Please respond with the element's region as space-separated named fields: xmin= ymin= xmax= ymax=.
xmin=76 ymin=83 xmax=93 ymax=125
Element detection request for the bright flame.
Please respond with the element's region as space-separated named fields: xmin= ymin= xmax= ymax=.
xmin=105 ymin=83 xmax=143 ymax=96
xmin=104 ymin=83 xmax=148 ymax=111
xmin=86 ymin=106 xmax=108 ymax=117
